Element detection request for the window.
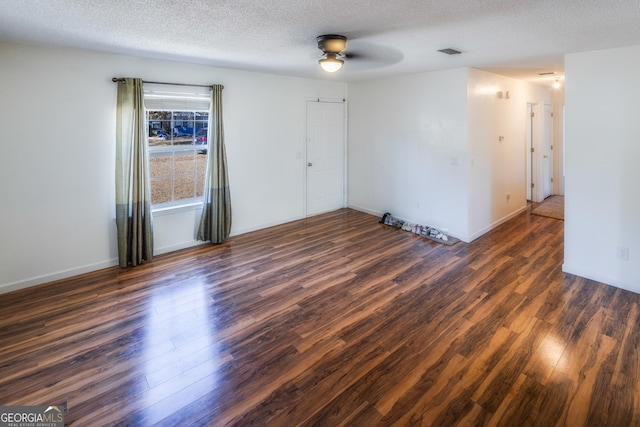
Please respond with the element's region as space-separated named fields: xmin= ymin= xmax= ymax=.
xmin=144 ymin=86 xmax=210 ymax=207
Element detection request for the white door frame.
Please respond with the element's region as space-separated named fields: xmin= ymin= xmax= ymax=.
xmin=526 ymin=103 xmax=538 ymax=201
xmin=303 ymin=98 xmax=347 ymax=217
xmin=526 ymin=103 xmax=554 ymax=203
xmin=542 ymin=103 xmax=554 ymax=199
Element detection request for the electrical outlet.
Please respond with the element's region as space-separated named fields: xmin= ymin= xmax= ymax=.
xmin=617 ymin=246 xmax=629 ymax=261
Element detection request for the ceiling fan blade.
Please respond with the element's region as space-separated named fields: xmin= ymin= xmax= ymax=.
xmin=340 ymin=42 xmax=404 ymax=70
xmin=342 ymin=51 xmax=362 ymax=59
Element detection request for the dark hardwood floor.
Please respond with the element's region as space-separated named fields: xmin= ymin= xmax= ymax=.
xmin=1 ymin=208 xmax=638 ymax=426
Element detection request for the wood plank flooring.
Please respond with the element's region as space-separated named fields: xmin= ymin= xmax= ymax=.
xmin=1 ymin=208 xmax=639 ymax=426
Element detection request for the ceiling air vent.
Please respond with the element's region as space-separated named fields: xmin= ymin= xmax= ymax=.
xmin=538 ymin=71 xmax=557 ymax=76
xmin=438 ymin=48 xmax=462 ymax=55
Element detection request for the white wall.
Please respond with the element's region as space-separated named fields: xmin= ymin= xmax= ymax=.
xmin=348 ymin=69 xmax=471 ymax=239
xmin=564 ymin=45 xmax=640 ymax=293
xmin=348 ymin=68 xmax=550 ymax=242
xmin=0 ymin=42 xmax=346 ymax=293
xmin=466 ymin=69 xmax=551 ymax=240
xmin=552 ymin=86 xmax=565 ymax=196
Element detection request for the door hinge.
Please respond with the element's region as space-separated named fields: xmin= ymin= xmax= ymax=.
xmin=551 ymin=177 xmax=554 ymax=183
xmin=531 ymin=183 xmax=535 ymax=188
xmin=551 ymin=145 xmax=553 ymax=150
xmin=551 ymin=112 xmax=554 ymax=118
xmin=531 ymin=147 xmax=535 ymax=153
xmin=530 ymin=112 xmax=535 ymax=118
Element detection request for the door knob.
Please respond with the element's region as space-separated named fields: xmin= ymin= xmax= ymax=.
xmin=308 ymin=162 xmax=313 ymax=166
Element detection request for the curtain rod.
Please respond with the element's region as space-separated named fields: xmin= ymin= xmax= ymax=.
xmin=112 ymin=77 xmax=222 ymax=89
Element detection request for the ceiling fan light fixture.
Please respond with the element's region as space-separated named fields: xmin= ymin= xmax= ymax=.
xmin=319 ymin=53 xmax=344 ymax=72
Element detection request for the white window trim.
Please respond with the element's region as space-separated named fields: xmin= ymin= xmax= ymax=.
xmin=152 ymin=200 xmax=203 ymax=216
xmin=146 ymin=107 xmax=210 ymax=208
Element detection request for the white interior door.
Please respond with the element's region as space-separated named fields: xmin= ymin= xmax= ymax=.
xmin=306 ymin=101 xmax=345 ymax=216
xmin=542 ymin=104 xmax=553 ymax=199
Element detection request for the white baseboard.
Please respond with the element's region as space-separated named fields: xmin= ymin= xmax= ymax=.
xmin=350 ymin=204 xmax=528 ymax=244
xmin=0 ymin=207 xmax=529 ymax=296
xmin=562 ymin=263 xmax=640 ymax=295
xmin=0 ymin=258 xmax=119 ymax=296
xmin=348 ymin=204 xmax=471 ymax=242
xmin=154 ymin=240 xmax=204 ymax=256
xmin=0 ymin=214 xmax=308 ymax=296
xmin=346 ymin=204 xmax=384 ymax=218
xmin=465 ymin=206 xmax=529 ymax=242
xmin=230 ymin=214 xmax=305 ymax=236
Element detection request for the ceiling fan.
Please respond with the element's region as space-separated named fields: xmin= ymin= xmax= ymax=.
xmin=317 ymin=34 xmax=347 ymax=72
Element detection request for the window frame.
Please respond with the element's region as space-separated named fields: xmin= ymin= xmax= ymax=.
xmin=144 ymin=88 xmax=211 ymax=211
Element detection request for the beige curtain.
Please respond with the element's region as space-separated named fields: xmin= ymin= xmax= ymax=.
xmin=115 ymin=78 xmax=153 ymax=267
xmin=198 ymin=84 xmax=231 ymax=243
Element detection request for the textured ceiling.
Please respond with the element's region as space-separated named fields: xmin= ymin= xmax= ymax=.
xmin=1 ymin=0 xmax=640 ymax=85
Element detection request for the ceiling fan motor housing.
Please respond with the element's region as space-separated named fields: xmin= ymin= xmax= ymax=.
xmin=317 ymin=35 xmax=347 ymax=54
